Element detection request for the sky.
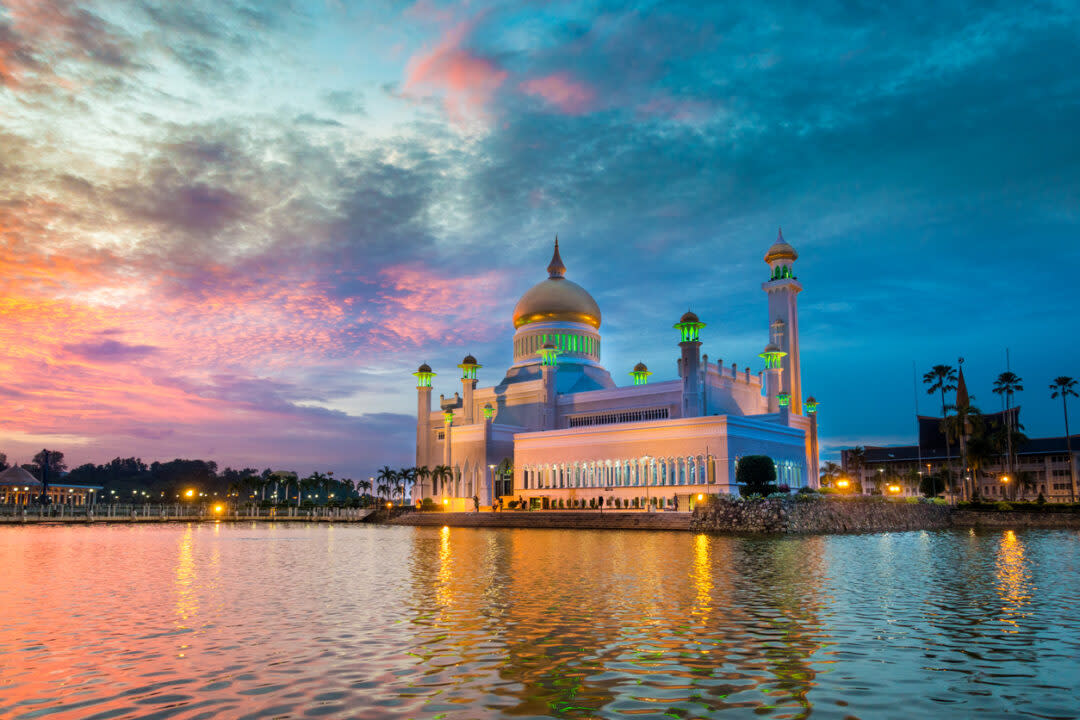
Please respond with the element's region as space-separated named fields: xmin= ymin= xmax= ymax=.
xmin=1 ymin=0 xmax=1078 ymax=480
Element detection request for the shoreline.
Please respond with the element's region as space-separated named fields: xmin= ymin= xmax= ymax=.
xmin=4 ymin=503 xmax=1080 ymax=532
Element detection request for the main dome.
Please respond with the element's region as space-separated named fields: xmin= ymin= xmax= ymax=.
xmin=512 ymin=239 xmax=601 ymax=329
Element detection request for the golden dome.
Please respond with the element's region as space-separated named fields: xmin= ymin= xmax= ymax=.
xmin=512 ymin=238 xmax=602 ymax=329
xmin=764 ymin=227 xmax=798 ymax=263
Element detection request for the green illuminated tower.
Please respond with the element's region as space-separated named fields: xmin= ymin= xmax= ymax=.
xmin=413 ymin=363 xmax=435 ymax=467
xmin=540 ymin=342 xmax=559 ymax=429
xmin=759 ymin=342 xmax=787 ymax=412
xmin=762 ymin=228 xmax=803 ymax=414
xmin=675 ymin=310 xmax=705 ymax=417
xmin=630 ymin=362 xmax=652 ymax=386
xmin=457 ymin=354 xmax=480 ymax=424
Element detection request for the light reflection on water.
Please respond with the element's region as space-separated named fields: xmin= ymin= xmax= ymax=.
xmin=1 ymin=524 xmax=1078 ymax=719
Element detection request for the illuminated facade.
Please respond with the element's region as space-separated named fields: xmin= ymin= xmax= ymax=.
xmin=412 ymin=232 xmax=820 ymax=510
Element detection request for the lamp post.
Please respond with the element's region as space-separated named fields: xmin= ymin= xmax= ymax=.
xmin=1000 ymin=475 xmax=1010 ymax=501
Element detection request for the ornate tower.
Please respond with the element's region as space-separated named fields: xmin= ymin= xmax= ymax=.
xmin=458 ymin=354 xmax=480 ymax=424
xmin=762 ymin=229 xmax=803 ymax=414
xmin=630 ymin=362 xmax=652 ymax=386
xmin=675 ymin=310 xmax=705 ymax=418
xmin=759 ymin=343 xmax=787 ymax=413
xmin=413 ymin=363 xmax=435 ymax=467
xmin=539 ymin=342 xmax=559 ymax=429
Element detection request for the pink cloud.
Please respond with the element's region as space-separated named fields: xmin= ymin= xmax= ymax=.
xmin=403 ymin=21 xmax=507 ymax=123
xmin=520 ymin=72 xmax=596 ymax=115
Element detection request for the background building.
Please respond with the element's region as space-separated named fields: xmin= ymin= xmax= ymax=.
xmin=839 ymin=410 xmax=1079 ymax=501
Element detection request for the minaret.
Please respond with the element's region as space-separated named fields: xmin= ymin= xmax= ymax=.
xmin=805 ymin=396 xmax=821 ymax=488
xmin=759 ymin=343 xmax=787 ymax=413
xmin=674 ymin=311 xmax=705 ymax=417
xmin=412 ymin=363 xmax=435 ymax=468
xmin=762 ymin=228 xmax=803 ymax=414
xmin=630 ymin=362 xmax=652 ymax=385
xmin=458 ymin=354 xmax=480 ymax=424
xmin=539 ymin=342 xmax=559 ymax=429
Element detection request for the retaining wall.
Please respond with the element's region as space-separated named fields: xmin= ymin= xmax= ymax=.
xmin=690 ymin=497 xmax=953 ymax=534
xmin=386 ymin=511 xmax=692 ymax=531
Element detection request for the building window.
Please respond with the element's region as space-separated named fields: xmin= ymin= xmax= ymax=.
xmin=567 ymin=407 xmax=670 ymax=428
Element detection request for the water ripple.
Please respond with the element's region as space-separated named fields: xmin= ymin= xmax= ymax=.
xmin=1 ymin=524 xmax=1079 ymax=718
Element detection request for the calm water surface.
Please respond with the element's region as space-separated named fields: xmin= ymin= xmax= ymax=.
xmin=1 ymin=524 xmax=1078 ymax=719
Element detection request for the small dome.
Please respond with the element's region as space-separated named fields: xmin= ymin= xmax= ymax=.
xmin=633 ymin=362 xmax=648 ymax=372
xmin=679 ymin=310 xmax=700 ymax=324
xmin=461 ymin=354 xmax=477 ymax=365
xmin=806 ymin=396 xmax=818 ymax=404
xmin=761 ymin=342 xmax=782 ymax=354
xmin=764 ymin=227 xmax=798 ymax=263
xmin=417 ymin=362 xmax=432 ymax=373
xmin=512 ymin=239 xmax=601 ymax=329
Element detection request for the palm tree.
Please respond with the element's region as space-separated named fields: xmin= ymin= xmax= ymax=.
xmin=397 ymin=467 xmax=417 ymax=505
xmin=924 ymin=364 xmax=958 ymax=493
xmin=845 ymin=446 xmax=866 ymax=491
xmin=357 ymin=479 xmax=372 ymax=506
xmin=1050 ymin=377 xmax=1078 ymax=502
xmin=993 ymin=371 xmax=1024 ymax=477
xmin=377 ymin=466 xmax=397 ymax=505
xmin=942 ymin=403 xmax=983 ymax=501
xmin=415 ymin=465 xmax=431 ymax=501
xmin=431 ymin=464 xmax=453 ymax=499
xmin=819 ymin=461 xmax=842 ymax=488
xmin=966 ymin=430 xmax=996 ymax=500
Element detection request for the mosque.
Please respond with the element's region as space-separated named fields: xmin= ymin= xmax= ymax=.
xmin=411 ymin=232 xmax=821 ymax=510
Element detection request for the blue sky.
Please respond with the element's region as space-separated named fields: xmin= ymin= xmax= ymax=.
xmin=1 ymin=0 xmax=1077 ymax=477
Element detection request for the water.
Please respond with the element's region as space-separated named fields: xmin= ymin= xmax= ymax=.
xmin=1 ymin=524 xmax=1078 ymax=719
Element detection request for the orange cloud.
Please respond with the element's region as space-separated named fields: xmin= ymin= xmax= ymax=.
xmin=520 ymin=72 xmax=596 ymax=115
xmin=404 ymin=21 xmax=507 ymax=123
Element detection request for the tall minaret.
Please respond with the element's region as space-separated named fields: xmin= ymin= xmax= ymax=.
xmin=413 ymin=363 xmax=435 ymax=468
xmin=458 ymin=354 xmax=480 ymax=424
xmin=539 ymin=342 xmax=559 ymax=429
xmin=762 ymin=229 xmax=803 ymax=414
xmin=674 ymin=311 xmax=705 ymax=418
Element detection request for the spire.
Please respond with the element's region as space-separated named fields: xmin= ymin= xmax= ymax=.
xmin=777 ymin=227 xmax=783 ymax=242
xmin=956 ymin=358 xmax=969 ymax=410
xmin=547 ymin=235 xmax=566 ymax=278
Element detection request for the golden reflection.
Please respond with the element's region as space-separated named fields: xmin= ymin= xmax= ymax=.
xmin=436 ymin=525 xmax=453 ymax=608
xmin=995 ymin=530 xmax=1032 ymax=632
xmin=691 ymin=533 xmax=712 ymax=621
xmin=174 ymin=524 xmax=197 ymax=627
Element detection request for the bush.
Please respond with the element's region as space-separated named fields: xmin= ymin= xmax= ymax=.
xmin=1037 ymin=492 xmax=1046 ymax=505
xmin=542 ymin=497 xmax=549 ymax=510
xmin=736 ymin=455 xmax=777 ymax=496
xmin=767 ymin=492 xmax=789 ymax=499
xmin=905 ymin=496 xmax=919 ymax=504
xmin=995 ymin=501 xmax=1013 ymax=511
xmin=777 ymin=483 xmax=791 ymax=494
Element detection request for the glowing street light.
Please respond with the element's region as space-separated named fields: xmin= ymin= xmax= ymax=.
xmin=837 ymin=479 xmax=850 ymax=490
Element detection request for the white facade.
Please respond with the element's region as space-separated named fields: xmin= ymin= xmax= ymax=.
xmin=412 ymin=233 xmax=820 ymax=509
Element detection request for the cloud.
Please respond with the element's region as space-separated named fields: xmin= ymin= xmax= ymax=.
xmin=404 ymin=20 xmax=508 ymax=122
xmin=63 ymin=339 xmax=160 ymax=362
xmin=520 ymin=72 xmax=595 ymax=115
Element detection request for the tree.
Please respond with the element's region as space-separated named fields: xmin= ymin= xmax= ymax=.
xmin=845 ymin=446 xmax=866 ymax=489
xmin=924 ymin=364 xmax=958 ymax=493
xmin=1050 ymin=377 xmax=1078 ymax=502
xmin=0 ymin=453 xmax=8 ymax=471
xmin=415 ymin=465 xmax=431 ymax=500
xmin=430 ymin=465 xmax=453 ymax=498
xmin=819 ymin=461 xmax=842 ymax=488
xmin=993 ymin=371 xmax=1024 ymax=477
xmin=357 ymin=478 xmax=373 ymax=506
xmin=920 ymin=470 xmax=947 ymax=497
xmin=376 ymin=466 xmax=397 ymax=503
xmin=33 ymin=449 xmax=68 ymax=475
xmin=397 ymin=467 xmax=417 ymax=505
xmin=736 ymin=455 xmax=777 ymax=496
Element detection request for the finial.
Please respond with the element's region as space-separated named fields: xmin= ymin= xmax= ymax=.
xmin=547 ymin=234 xmax=566 ymax=278
xmin=778 ymin=227 xmax=783 ymax=242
